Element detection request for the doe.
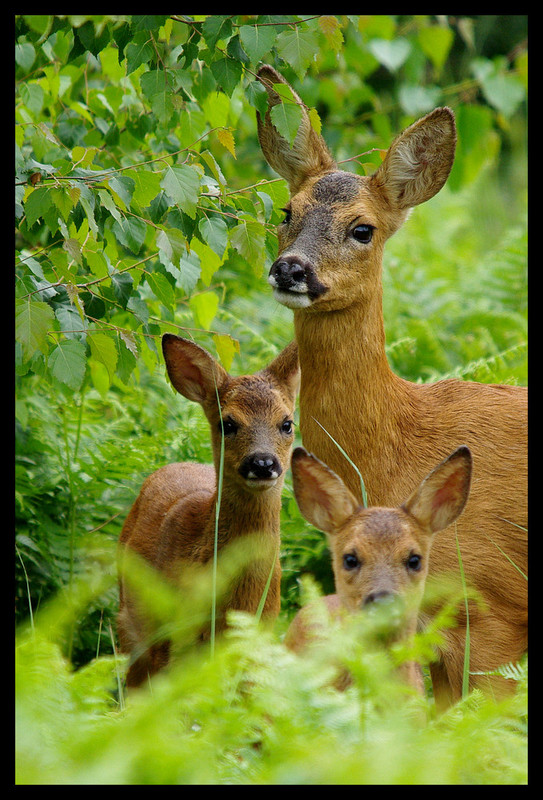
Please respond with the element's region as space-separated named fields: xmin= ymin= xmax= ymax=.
xmin=257 ymin=65 xmax=527 ymax=709
xmin=286 ymin=446 xmax=472 ymax=694
xmin=117 ymin=334 xmax=299 ymax=687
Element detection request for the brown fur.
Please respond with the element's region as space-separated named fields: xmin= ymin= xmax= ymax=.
xmin=117 ymin=335 xmax=299 ymax=687
xmin=257 ymin=65 xmax=527 ymax=710
xmin=285 ymin=447 xmax=472 ymax=694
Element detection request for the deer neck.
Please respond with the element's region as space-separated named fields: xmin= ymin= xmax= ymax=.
xmin=207 ymin=481 xmax=282 ymax=550
xmin=294 ymin=284 xmax=411 ymax=504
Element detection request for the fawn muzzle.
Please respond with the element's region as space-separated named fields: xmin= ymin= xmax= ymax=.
xmin=239 ymin=452 xmax=282 ymax=488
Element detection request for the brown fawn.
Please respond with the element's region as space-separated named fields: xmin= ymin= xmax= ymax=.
xmin=117 ymin=334 xmax=299 ymax=687
xmin=285 ymin=446 xmax=472 ymax=694
xmin=257 ymin=65 xmax=527 ymax=710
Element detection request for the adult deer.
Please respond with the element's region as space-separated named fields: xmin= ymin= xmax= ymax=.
xmin=286 ymin=446 xmax=472 ymax=694
xmin=117 ymin=334 xmax=299 ymax=687
xmin=257 ymin=65 xmax=527 ymax=709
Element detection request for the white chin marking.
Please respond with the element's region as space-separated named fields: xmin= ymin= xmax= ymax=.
xmin=273 ymin=289 xmax=312 ymax=309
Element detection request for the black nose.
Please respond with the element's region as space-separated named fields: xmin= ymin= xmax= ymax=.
xmin=364 ymin=590 xmax=394 ymax=607
xmin=270 ymin=258 xmax=306 ymax=290
xmin=239 ymin=453 xmax=282 ymax=480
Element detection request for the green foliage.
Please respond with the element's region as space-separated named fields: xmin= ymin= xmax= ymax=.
xmin=15 ymin=14 xmax=527 ymax=784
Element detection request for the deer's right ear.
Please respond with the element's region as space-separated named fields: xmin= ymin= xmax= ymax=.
xmin=257 ymin=65 xmax=335 ymax=194
xmin=291 ymin=447 xmax=359 ymax=535
xmin=370 ymin=107 xmax=456 ymax=210
xmin=162 ymin=334 xmax=229 ymax=406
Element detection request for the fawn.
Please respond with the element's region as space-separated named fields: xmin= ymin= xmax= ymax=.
xmin=257 ymin=65 xmax=527 ymax=710
xmin=285 ymin=446 xmax=472 ymax=693
xmin=117 ymin=334 xmax=299 ymax=687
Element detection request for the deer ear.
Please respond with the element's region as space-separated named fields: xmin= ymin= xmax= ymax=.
xmin=291 ymin=447 xmax=359 ymax=535
xmin=402 ymin=446 xmax=472 ymax=534
xmin=162 ymin=334 xmax=229 ymax=407
xmin=261 ymin=341 xmax=300 ymax=405
xmin=257 ymin=65 xmax=335 ymax=194
xmin=370 ymin=107 xmax=456 ymax=210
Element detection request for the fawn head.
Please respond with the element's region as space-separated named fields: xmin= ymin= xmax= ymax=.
xmin=257 ymin=65 xmax=456 ymax=313
xmin=162 ymin=334 xmax=299 ymax=493
xmin=291 ymin=446 xmax=471 ymax=622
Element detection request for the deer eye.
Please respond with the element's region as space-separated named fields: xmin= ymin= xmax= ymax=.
xmin=219 ymin=417 xmax=238 ymax=436
xmin=281 ymin=208 xmax=291 ymax=224
xmin=406 ymin=553 xmax=422 ymax=572
xmin=343 ymin=552 xmax=360 ymax=571
xmin=280 ymin=418 xmax=294 ymax=435
xmin=352 ymin=224 xmax=374 ymax=243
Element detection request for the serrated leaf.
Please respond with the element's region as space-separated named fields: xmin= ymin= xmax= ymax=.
xmin=210 ymin=57 xmax=242 ymax=97
xmin=24 ymin=186 xmax=53 ymax=228
xmin=275 ymin=27 xmax=318 ymax=78
xmin=160 ymin=165 xmax=200 ymax=219
xmin=189 ymin=291 xmax=219 ymax=330
xmin=125 ymin=36 xmax=154 ymax=74
xmin=146 ymin=271 xmax=175 ymax=309
xmin=48 ymin=339 xmax=86 ymax=390
xmin=239 ymin=24 xmax=277 ymax=62
xmin=217 ymin=128 xmax=236 ymax=158
xmin=198 ymin=215 xmax=228 ymax=258
xmin=16 ymin=299 xmax=55 ymax=360
xmin=157 ymin=227 xmax=187 ymax=267
xmin=191 ymin=238 xmax=224 ymax=286
xmin=229 ymin=218 xmax=267 ymax=274
xmin=177 ymin=250 xmax=201 ymax=296
xmin=308 ymin=107 xmax=322 ymax=135
xmin=270 ymin=102 xmax=303 ymax=147
xmin=213 ymin=333 xmax=240 ymax=371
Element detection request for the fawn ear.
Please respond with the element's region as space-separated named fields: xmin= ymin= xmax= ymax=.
xmin=402 ymin=446 xmax=472 ymax=534
xmin=162 ymin=334 xmax=229 ymax=406
xmin=261 ymin=341 xmax=300 ymax=405
xmin=257 ymin=65 xmax=336 ymax=194
xmin=291 ymin=447 xmax=359 ymax=535
xmin=370 ymin=107 xmax=456 ymax=210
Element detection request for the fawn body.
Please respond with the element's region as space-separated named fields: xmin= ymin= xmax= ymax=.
xmin=117 ymin=334 xmax=299 ymax=687
xmin=286 ymin=446 xmax=472 ymax=693
xmin=257 ymin=65 xmax=527 ymax=709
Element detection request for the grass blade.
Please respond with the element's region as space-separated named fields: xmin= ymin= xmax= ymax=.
xmin=312 ymin=417 xmax=368 ymax=507
xmin=455 ymin=531 xmax=470 ymax=699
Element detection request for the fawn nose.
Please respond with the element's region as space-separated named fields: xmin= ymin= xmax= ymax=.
xmin=269 ymin=258 xmax=307 ymax=290
xmin=364 ymin=590 xmax=394 ymax=607
xmin=239 ymin=453 xmax=282 ymax=482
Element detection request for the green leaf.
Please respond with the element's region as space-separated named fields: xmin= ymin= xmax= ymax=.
xmin=202 ymin=16 xmax=233 ymax=49
xmin=24 ymin=187 xmax=53 ymax=228
xmin=418 ymin=26 xmax=454 ymax=72
xmin=212 ymin=333 xmax=240 ymax=371
xmin=270 ymin=101 xmax=303 ymax=147
xmin=88 ymin=332 xmax=118 ymax=383
xmin=177 ymin=250 xmax=201 ymax=296
xmin=132 ymin=170 xmax=162 ymax=208
xmin=189 ymin=291 xmax=219 ymax=330
xmin=275 ymin=27 xmax=318 ymax=78
xmin=16 ymin=299 xmax=55 ymax=361
xmin=368 ymin=38 xmax=411 ymax=72
xmin=210 ymin=57 xmax=243 ymax=97
xmin=198 ymin=215 xmax=228 ymax=258
xmin=160 ymin=165 xmax=200 ymax=219
xmin=229 ymin=218 xmax=267 ymax=274
xmin=125 ymin=34 xmax=154 ymax=74
xmin=239 ymin=24 xmax=277 ymax=62
xmin=113 ymin=217 xmax=147 ymax=254
xmin=146 ymin=271 xmax=175 ymax=309
xmin=48 ymin=340 xmax=86 ymax=390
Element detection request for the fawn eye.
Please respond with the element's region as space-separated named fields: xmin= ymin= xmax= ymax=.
xmin=343 ymin=552 xmax=360 ymax=571
xmin=220 ymin=417 xmax=238 ymax=436
xmin=406 ymin=553 xmax=422 ymax=572
xmin=352 ymin=224 xmax=374 ymax=244
xmin=280 ymin=418 xmax=294 ymax=435
xmin=281 ymin=208 xmax=291 ymax=224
